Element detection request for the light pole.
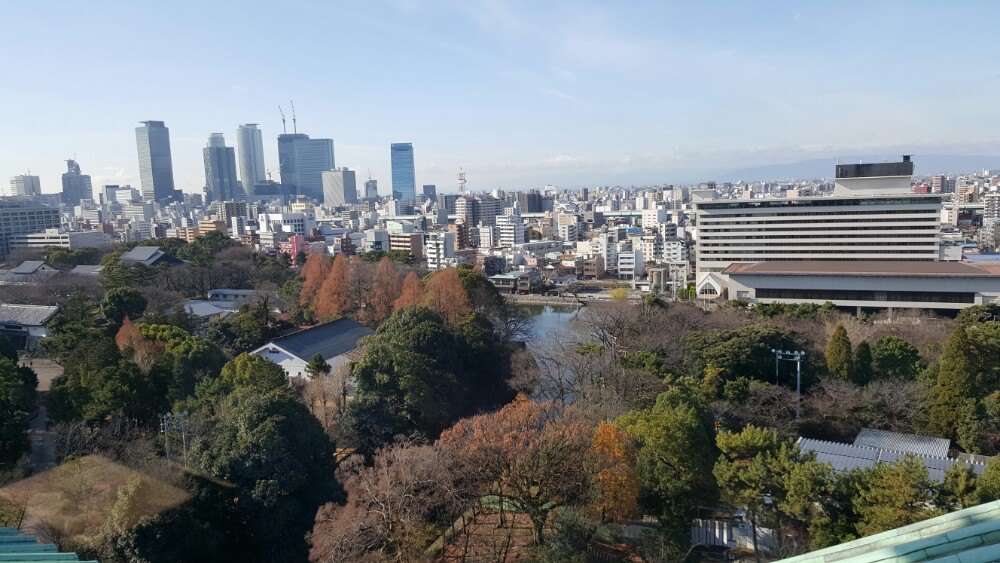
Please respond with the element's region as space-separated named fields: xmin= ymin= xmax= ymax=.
xmin=770 ymin=349 xmax=806 ymax=420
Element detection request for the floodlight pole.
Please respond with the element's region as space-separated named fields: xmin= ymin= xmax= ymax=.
xmin=771 ymin=349 xmax=806 ymax=420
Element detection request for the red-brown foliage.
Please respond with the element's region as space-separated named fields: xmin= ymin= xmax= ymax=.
xmin=393 ymin=271 xmax=424 ymax=310
xmin=315 ymin=253 xmax=351 ymax=320
xmin=299 ymin=252 xmax=331 ymax=307
xmin=422 ymin=268 xmax=470 ymax=325
xmin=365 ymin=257 xmax=402 ymax=326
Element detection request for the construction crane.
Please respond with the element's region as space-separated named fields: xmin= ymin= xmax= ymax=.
xmin=290 ymin=100 xmax=298 ymax=134
xmin=278 ymin=106 xmax=287 ymax=134
xmin=458 ymin=168 xmax=467 ymax=195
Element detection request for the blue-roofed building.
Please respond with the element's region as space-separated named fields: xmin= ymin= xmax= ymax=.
xmin=0 ymin=527 xmax=94 ymax=561
xmin=251 ymin=318 xmax=374 ymax=377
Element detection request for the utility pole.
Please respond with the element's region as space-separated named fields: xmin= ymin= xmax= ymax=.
xmin=770 ymin=349 xmax=806 ymax=419
xmin=159 ymin=411 xmax=190 ymax=465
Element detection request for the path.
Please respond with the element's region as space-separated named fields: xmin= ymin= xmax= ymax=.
xmin=27 ymin=401 xmax=57 ymax=472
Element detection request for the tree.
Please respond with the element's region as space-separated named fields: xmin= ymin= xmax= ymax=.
xmin=853 ymin=456 xmax=941 ymax=536
xmin=0 ymin=359 xmax=36 ymax=465
xmin=100 ymin=287 xmax=148 ymax=323
xmin=609 ymin=287 xmax=629 ymax=301
xmin=439 ymin=399 xmax=596 ymax=545
xmin=218 ymin=353 xmax=286 ymax=393
xmin=852 ymin=340 xmax=873 ymax=385
xmin=930 ymin=326 xmax=974 ymax=438
xmin=299 ymin=253 xmax=331 ymax=307
xmin=365 ymin=257 xmax=402 ymax=326
xmin=0 ymin=335 xmax=17 ymax=363
xmin=394 ymin=271 xmax=423 ymax=310
xmin=315 ymin=253 xmax=351 ymax=320
xmin=190 ymin=388 xmax=339 ymax=562
xmin=305 ymin=353 xmax=331 ymax=379
xmin=618 ymin=389 xmax=717 ymax=529
xmin=347 ymin=307 xmax=512 ymax=449
xmin=938 ymin=463 xmax=979 ymax=510
xmin=591 ymin=421 xmax=639 ymax=522
xmin=310 ymin=440 xmax=458 ymax=561
xmin=826 ymin=325 xmax=853 ymax=380
xmin=977 ymin=455 xmax=1000 ymax=501
xmin=871 ymin=337 xmax=922 ymax=380
xmin=422 ymin=269 xmax=470 ymax=325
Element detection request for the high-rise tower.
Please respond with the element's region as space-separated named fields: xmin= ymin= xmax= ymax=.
xmin=135 ymin=120 xmax=175 ymax=202
xmin=236 ymin=124 xmax=266 ymax=197
xmin=390 ymin=143 xmax=415 ymax=202
xmin=203 ymin=133 xmax=242 ymax=202
xmin=61 ymin=159 xmax=93 ymax=205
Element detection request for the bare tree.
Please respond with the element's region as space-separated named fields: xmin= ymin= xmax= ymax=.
xmin=301 ymin=365 xmax=351 ymax=441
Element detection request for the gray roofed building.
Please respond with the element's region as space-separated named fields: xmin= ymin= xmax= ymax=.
xmin=70 ymin=264 xmax=103 ymax=276
xmin=797 ymin=437 xmax=986 ymax=483
xmin=11 ymin=261 xmax=54 ymax=274
xmin=0 ymin=304 xmax=59 ymax=350
xmin=852 ymin=428 xmax=950 ymax=458
xmin=251 ymin=318 xmax=374 ymax=378
xmin=0 ymin=261 xmax=59 ymax=285
xmin=119 ymin=246 xmax=167 ymax=266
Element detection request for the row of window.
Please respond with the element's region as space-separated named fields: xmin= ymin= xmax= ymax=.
xmin=756 ymin=288 xmax=975 ymax=304
xmin=697 ymin=197 xmax=941 ymax=211
xmin=699 ymin=249 xmax=937 ymax=256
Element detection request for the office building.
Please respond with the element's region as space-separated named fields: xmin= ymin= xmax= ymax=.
xmin=322 ymin=168 xmax=358 ymax=206
xmin=425 ymin=232 xmax=456 ymax=269
xmin=364 ymin=179 xmax=378 ymax=200
xmin=496 ymin=212 xmax=525 ymax=247
xmin=422 ymin=184 xmax=437 ymax=203
xmin=220 ymin=201 xmax=248 ymax=226
xmin=389 ymin=232 xmax=423 ymax=260
xmin=135 ymin=120 xmax=176 ymax=202
xmin=390 ymin=143 xmax=416 ymax=202
xmin=203 ymin=133 xmax=243 ymax=203
xmin=9 ymin=175 xmax=41 ymax=197
xmin=985 ymin=193 xmax=1000 ymax=220
xmin=693 ymin=157 xmax=942 ymax=295
xmin=456 ymin=195 xmax=502 ymax=229
xmin=517 ymin=190 xmax=543 ymax=213
xmin=60 ymin=160 xmax=93 ymax=206
xmin=0 ymin=200 xmax=60 ymax=256
xmin=236 ymin=124 xmax=266 ymax=197
xmin=8 ymin=228 xmax=111 ymax=251
xmin=278 ymin=133 xmax=335 ymax=201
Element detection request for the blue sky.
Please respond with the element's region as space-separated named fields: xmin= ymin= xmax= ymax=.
xmin=2 ymin=1 xmax=999 ymax=194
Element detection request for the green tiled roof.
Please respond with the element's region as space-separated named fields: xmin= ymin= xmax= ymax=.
xmin=779 ymin=500 xmax=1000 ymax=562
xmin=0 ymin=528 xmax=94 ymax=562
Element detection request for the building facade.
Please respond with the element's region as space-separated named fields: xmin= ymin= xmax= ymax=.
xmin=390 ymin=143 xmax=416 ymax=202
xmin=236 ymin=123 xmax=266 ymax=197
xmin=61 ymin=160 xmax=93 ymax=205
xmin=8 ymin=175 xmax=41 ymax=197
xmin=321 ymin=168 xmax=358 ymax=206
xmin=203 ymin=133 xmax=243 ymax=202
xmin=278 ymin=133 xmax=335 ymax=202
xmin=135 ymin=120 xmax=176 ymax=202
xmin=0 ymin=200 xmax=61 ymax=256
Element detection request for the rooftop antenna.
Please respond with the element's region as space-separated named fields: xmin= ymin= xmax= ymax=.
xmin=290 ymin=100 xmax=297 ymax=134
xmin=458 ymin=167 xmax=467 ymax=195
xmin=278 ymin=106 xmax=287 ymax=134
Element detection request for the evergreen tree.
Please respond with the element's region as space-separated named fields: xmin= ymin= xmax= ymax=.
xmin=853 ymin=456 xmax=941 ymax=536
xmin=930 ymin=326 xmax=974 ymax=438
xmin=305 ymin=353 xmax=331 ymax=379
xmin=852 ymin=340 xmax=873 ymax=385
xmin=825 ymin=325 xmax=853 ymax=380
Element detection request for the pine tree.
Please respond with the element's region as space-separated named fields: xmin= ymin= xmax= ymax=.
xmin=422 ymin=269 xmax=470 ymax=324
xmin=300 ymin=253 xmax=331 ymax=307
xmin=366 ymin=257 xmax=402 ymax=326
xmin=931 ymin=326 xmax=974 ymax=439
xmin=305 ymin=353 xmax=331 ymax=379
xmin=853 ymin=340 xmax=873 ymax=385
xmin=393 ymin=271 xmax=424 ymax=310
xmin=825 ymin=325 xmax=853 ymax=380
xmin=315 ymin=253 xmax=351 ymax=320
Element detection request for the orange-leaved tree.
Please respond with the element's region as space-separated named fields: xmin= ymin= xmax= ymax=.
xmin=315 ymin=252 xmax=351 ymax=320
xmin=422 ymin=268 xmax=470 ymax=325
xmin=365 ymin=257 xmax=402 ymax=326
xmin=591 ymin=421 xmax=639 ymax=522
xmin=300 ymin=252 xmax=331 ymax=307
xmin=394 ymin=271 xmax=424 ymax=310
xmin=438 ymin=398 xmax=595 ymax=545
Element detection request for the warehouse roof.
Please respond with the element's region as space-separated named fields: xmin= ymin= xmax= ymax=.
xmin=723 ymin=261 xmax=1000 ymax=277
xmin=852 ymin=428 xmax=950 ymax=458
xmin=797 ymin=437 xmax=985 ymax=483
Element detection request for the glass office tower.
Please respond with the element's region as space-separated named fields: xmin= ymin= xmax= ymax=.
xmin=390 ymin=143 xmax=415 ymax=202
xmin=135 ymin=120 xmax=175 ymax=202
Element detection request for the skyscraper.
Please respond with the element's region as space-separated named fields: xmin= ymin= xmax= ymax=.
xmin=364 ymin=178 xmax=378 ymax=200
xmin=322 ymin=168 xmax=358 ymax=206
xmin=422 ymin=184 xmax=436 ymax=203
xmin=236 ymin=124 xmax=266 ymax=197
xmin=203 ymin=133 xmax=242 ymax=202
xmin=8 ymin=175 xmax=41 ymax=196
xmin=390 ymin=143 xmax=415 ymax=202
xmin=278 ymin=133 xmax=335 ymax=201
xmin=61 ymin=159 xmax=93 ymax=205
xmin=135 ymin=120 xmax=175 ymax=202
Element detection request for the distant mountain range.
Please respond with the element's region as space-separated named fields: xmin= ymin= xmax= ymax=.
xmin=718 ymin=155 xmax=1000 ymax=182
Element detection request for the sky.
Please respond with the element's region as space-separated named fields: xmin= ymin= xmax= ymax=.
xmin=2 ymin=1 xmax=1000 ymax=195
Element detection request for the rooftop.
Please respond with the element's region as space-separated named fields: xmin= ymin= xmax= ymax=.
xmin=0 ymin=527 xmax=93 ymax=562
xmin=261 ymin=317 xmax=374 ymax=361
xmin=797 ymin=437 xmax=985 ymax=483
xmin=724 ymin=261 xmax=1000 ymax=278
xmin=852 ymin=428 xmax=950 ymax=458
xmin=119 ymin=246 xmax=165 ymax=265
xmin=0 ymin=304 xmax=59 ymax=326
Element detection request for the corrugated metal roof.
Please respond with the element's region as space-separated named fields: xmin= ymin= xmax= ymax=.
xmin=797 ymin=437 xmax=986 ymax=483
xmin=853 ymin=428 xmax=950 ymax=458
xmin=120 ymin=246 xmax=164 ymax=264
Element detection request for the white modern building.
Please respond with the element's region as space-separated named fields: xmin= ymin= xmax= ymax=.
xmin=617 ymin=250 xmax=645 ymax=281
xmin=322 ymin=168 xmax=358 ymax=207
xmin=8 ymin=175 xmax=41 ymax=197
xmin=252 ymin=318 xmax=373 ymax=378
xmin=694 ymin=157 xmax=942 ymax=297
xmin=8 ymin=229 xmax=112 ymax=251
xmin=425 ymin=231 xmax=456 ymax=270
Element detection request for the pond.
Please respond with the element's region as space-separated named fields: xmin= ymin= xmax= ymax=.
xmin=517 ymin=304 xmax=581 ymax=340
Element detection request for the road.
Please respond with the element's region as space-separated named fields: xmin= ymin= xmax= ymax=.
xmin=27 ymin=400 xmax=57 ymax=472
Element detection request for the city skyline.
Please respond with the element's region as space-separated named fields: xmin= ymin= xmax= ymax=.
xmin=3 ymin=2 xmax=1000 ymax=195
